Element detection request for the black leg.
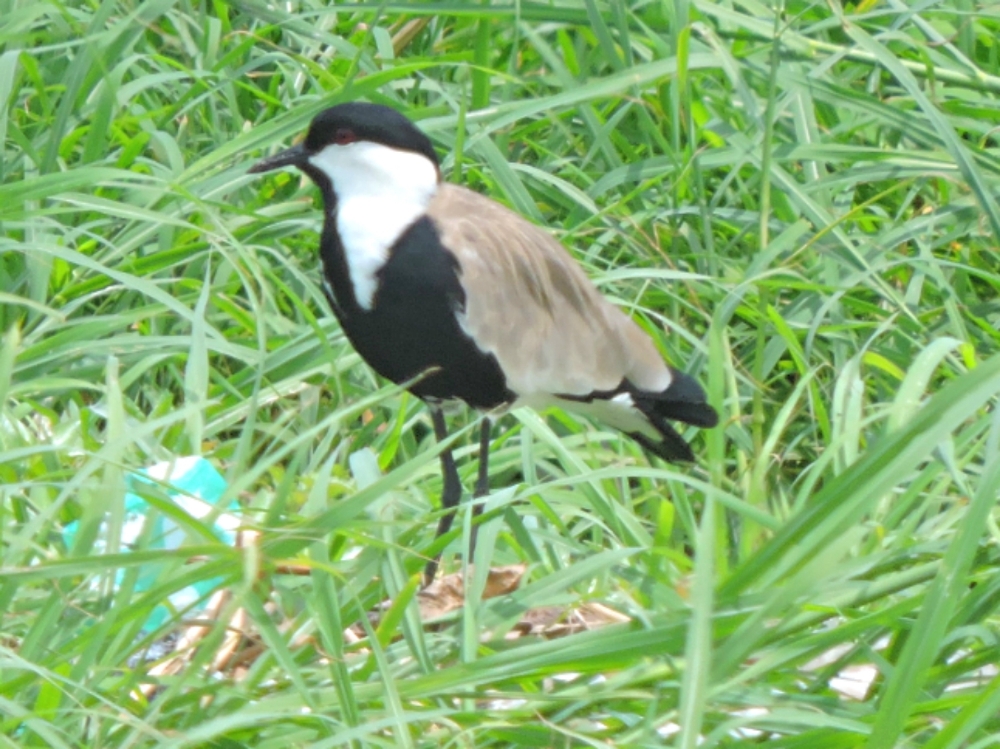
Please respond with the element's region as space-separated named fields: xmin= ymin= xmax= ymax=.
xmin=474 ymin=417 xmax=492 ymax=501
xmin=424 ymin=407 xmax=462 ymax=584
xmin=466 ymin=418 xmax=492 ymax=561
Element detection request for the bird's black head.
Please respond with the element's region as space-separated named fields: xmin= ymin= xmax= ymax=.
xmin=248 ymin=102 xmax=439 ymax=175
xmin=305 ymin=103 xmax=438 ymax=166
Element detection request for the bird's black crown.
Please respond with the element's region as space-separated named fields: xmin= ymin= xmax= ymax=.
xmin=305 ymin=102 xmax=439 ymax=166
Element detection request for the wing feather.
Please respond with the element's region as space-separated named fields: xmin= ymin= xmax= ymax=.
xmin=427 ymin=184 xmax=671 ymax=399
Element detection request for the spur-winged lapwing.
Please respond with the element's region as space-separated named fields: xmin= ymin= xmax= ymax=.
xmin=250 ymin=102 xmax=718 ymax=581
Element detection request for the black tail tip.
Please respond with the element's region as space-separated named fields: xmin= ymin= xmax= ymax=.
xmin=625 ymin=369 xmax=718 ymax=462
xmin=628 ymin=425 xmax=696 ymax=463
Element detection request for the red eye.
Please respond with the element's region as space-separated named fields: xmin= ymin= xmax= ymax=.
xmin=333 ymin=128 xmax=356 ymax=145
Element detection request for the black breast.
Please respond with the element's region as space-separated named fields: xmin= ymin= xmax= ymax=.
xmin=330 ymin=216 xmax=514 ymax=410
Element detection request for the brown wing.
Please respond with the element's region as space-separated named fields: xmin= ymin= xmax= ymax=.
xmin=426 ymin=184 xmax=672 ymax=400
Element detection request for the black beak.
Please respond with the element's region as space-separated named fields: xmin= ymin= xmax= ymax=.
xmin=248 ymin=143 xmax=308 ymax=174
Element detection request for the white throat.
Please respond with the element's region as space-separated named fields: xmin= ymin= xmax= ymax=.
xmin=308 ymin=141 xmax=439 ymax=310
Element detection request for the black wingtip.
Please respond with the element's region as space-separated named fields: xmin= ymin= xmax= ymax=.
xmin=661 ymin=399 xmax=719 ymax=429
xmin=647 ymin=368 xmax=718 ymax=428
xmin=626 ymin=368 xmax=717 ymax=463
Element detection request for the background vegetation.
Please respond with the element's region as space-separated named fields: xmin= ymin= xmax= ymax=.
xmin=3 ymin=0 xmax=1000 ymax=746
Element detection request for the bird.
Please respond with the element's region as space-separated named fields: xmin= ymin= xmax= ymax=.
xmin=249 ymin=102 xmax=718 ymax=582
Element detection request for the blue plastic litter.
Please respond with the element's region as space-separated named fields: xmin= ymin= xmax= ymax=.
xmin=64 ymin=456 xmax=238 ymax=630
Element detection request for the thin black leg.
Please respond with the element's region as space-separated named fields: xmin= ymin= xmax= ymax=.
xmin=424 ymin=407 xmax=462 ymax=584
xmin=467 ymin=418 xmax=492 ymax=559
xmin=474 ymin=417 xmax=492 ymax=501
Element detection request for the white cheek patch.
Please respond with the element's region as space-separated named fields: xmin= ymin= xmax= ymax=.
xmin=309 ymin=141 xmax=439 ymax=310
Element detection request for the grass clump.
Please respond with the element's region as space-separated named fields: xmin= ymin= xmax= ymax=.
xmin=2 ymin=1 xmax=1000 ymax=747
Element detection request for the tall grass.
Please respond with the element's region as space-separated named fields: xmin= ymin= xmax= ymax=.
xmin=2 ymin=1 xmax=1000 ymax=746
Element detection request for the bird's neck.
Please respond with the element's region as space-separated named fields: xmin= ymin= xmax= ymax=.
xmin=310 ymin=143 xmax=440 ymax=312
